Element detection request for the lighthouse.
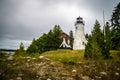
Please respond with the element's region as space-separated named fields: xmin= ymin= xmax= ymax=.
xmin=73 ymin=16 xmax=87 ymax=50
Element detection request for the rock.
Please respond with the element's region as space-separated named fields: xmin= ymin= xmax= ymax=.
xmin=50 ymin=62 xmax=54 ymax=66
xmin=39 ymin=56 xmax=45 ymax=59
xmin=117 ymin=68 xmax=120 ymax=71
xmin=16 ymin=77 xmax=22 ymax=80
xmin=67 ymin=78 xmax=74 ymax=80
xmin=26 ymin=56 xmax=31 ymax=59
xmin=84 ymin=65 xmax=89 ymax=68
xmin=47 ymin=78 xmax=51 ymax=80
xmin=12 ymin=63 xmax=17 ymax=66
xmin=26 ymin=63 xmax=29 ymax=67
xmin=32 ymin=57 xmax=36 ymax=60
xmin=46 ymin=58 xmax=50 ymax=61
xmin=115 ymin=72 xmax=119 ymax=76
xmin=81 ymin=76 xmax=90 ymax=80
xmin=72 ymin=69 xmax=77 ymax=73
xmin=7 ymin=56 xmax=14 ymax=61
xmin=27 ymin=59 xmax=31 ymax=62
xmin=18 ymin=73 xmax=23 ymax=77
xmin=100 ymin=72 xmax=107 ymax=75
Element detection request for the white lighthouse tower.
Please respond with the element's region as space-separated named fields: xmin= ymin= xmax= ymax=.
xmin=73 ymin=16 xmax=87 ymax=50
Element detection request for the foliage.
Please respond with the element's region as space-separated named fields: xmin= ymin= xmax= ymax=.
xmin=69 ymin=30 xmax=74 ymax=48
xmin=85 ymin=33 xmax=89 ymax=40
xmin=111 ymin=2 xmax=120 ymax=50
xmin=27 ymin=38 xmax=38 ymax=54
xmin=0 ymin=51 xmax=5 ymax=59
xmin=103 ymin=22 xmax=111 ymax=58
xmin=15 ymin=42 xmax=25 ymax=55
xmin=27 ymin=25 xmax=63 ymax=54
xmin=84 ymin=20 xmax=103 ymax=59
xmin=92 ymin=20 xmax=104 ymax=53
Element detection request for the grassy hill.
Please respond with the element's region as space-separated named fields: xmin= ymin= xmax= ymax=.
xmin=41 ymin=50 xmax=120 ymax=64
xmin=41 ymin=50 xmax=85 ymax=64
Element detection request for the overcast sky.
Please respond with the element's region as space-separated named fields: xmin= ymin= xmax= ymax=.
xmin=0 ymin=0 xmax=119 ymax=49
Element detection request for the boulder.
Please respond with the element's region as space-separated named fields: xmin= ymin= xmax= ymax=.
xmin=7 ymin=56 xmax=14 ymax=61
xmin=16 ymin=77 xmax=22 ymax=80
xmin=39 ymin=56 xmax=45 ymax=59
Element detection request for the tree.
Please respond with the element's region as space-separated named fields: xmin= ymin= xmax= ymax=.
xmin=27 ymin=25 xmax=63 ymax=54
xmin=69 ymin=30 xmax=74 ymax=48
xmin=92 ymin=20 xmax=104 ymax=50
xmin=85 ymin=33 xmax=89 ymax=40
xmin=111 ymin=2 xmax=120 ymax=50
xmin=15 ymin=42 xmax=25 ymax=55
xmin=27 ymin=38 xmax=38 ymax=54
xmin=103 ymin=22 xmax=111 ymax=58
xmin=84 ymin=20 xmax=103 ymax=59
xmin=19 ymin=42 xmax=24 ymax=51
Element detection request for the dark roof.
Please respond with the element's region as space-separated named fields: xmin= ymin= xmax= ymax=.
xmin=58 ymin=32 xmax=70 ymax=39
xmin=77 ymin=16 xmax=83 ymax=20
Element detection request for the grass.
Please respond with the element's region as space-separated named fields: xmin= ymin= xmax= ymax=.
xmin=41 ymin=50 xmax=120 ymax=64
xmin=41 ymin=50 xmax=85 ymax=64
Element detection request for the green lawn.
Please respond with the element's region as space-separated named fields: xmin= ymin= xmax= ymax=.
xmin=41 ymin=50 xmax=85 ymax=64
xmin=41 ymin=49 xmax=120 ymax=64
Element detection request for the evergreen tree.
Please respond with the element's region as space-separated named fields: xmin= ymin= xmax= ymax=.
xmin=19 ymin=42 xmax=24 ymax=51
xmin=111 ymin=2 xmax=120 ymax=50
xmin=85 ymin=33 xmax=89 ymax=40
xmin=53 ymin=25 xmax=62 ymax=37
xmin=69 ymin=30 xmax=74 ymax=48
xmin=103 ymin=22 xmax=111 ymax=58
xmin=27 ymin=25 xmax=63 ymax=54
xmin=92 ymin=20 xmax=104 ymax=50
xmin=52 ymin=25 xmax=63 ymax=49
xmin=27 ymin=38 xmax=38 ymax=54
xmin=15 ymin=42 xmax=25 ymax=55
xmin=84 ymin=20 xmax=103 ymax=59
xmin=84 ymin=35 xmax=92 ymax=58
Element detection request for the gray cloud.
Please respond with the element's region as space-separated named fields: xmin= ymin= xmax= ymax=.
xmin=0 ymin=0 xmax=120 ymax=49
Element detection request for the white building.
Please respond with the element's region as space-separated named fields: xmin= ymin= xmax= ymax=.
xmin=73 ymin=16 xmax=87 ymax=50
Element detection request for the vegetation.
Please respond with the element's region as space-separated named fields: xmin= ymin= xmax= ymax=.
xmin=27 ymin=25 xmax=63 ymax=54
xmin=15 ymin=42 xmax=25 ymax=55
xmin=0 ymin=2 xmax=120 ymax=80
xmin=0 ymin=50 xmax=120 ymax=80
xmin=103 ymin=22 xmax=111 ymax=58
xmin=26 ymin=38 xmax=38 ymax=54
xmin=84 ymin=2 xmax=120 ymax=59
xmin=69 ymin=30 xmax=74 ymax=48
xmin=42 ymin=50 xmax=84 ymax=64
xmin=84 ymin=20 xmax=104 ymax=59
xmin=111 ymin=2 xmax=120 ymax=50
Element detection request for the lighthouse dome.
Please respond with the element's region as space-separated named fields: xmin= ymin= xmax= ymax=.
xmin=75 ymin=16 xmax=84 ymax=25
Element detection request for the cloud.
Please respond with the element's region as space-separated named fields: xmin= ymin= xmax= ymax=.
xmin=0 ymin=0 xmax=120 ymax=49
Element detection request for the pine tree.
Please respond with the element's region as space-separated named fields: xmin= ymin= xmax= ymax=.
xmin=103 ymin=22 xmax=111 ymax=58
xmin=27 ymin=25 xmax=63 ymax=54
xmin=84 ymin=35 xmax=92 ymax=58
xmin=69 ymin=30 xmax=74 ymax=48
xmin=19 ymin=42 xmax=24 ymax=51
xmin=15 ymin=42 xmax=25 ymax=55
xmin=84 ymin=20 xmax=103 ymax=59
xmin=92 ymin=20 xmax=104 ymax=50
xmin=27 ymin=38 xmax=38 ymax=54
xmin=111 ymin=2 xmax=120 ymax=50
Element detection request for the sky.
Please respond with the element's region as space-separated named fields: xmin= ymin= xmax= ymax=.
xmin=0 ymin=0 xmax=119 ymax=49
